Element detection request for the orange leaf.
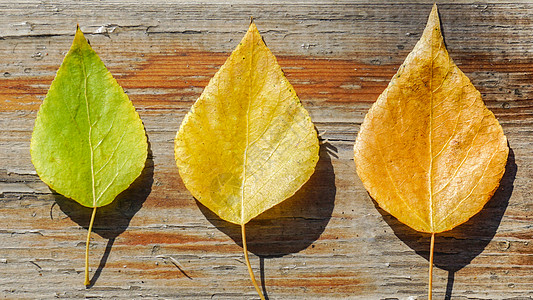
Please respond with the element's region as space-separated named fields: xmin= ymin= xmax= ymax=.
xmin=354 ymin=4 xmax=508 ymax=234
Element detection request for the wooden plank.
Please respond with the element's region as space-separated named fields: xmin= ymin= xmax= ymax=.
xmin=0 ymin=1 xmax=531 ymax=299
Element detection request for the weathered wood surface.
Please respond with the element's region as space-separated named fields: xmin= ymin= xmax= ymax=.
xmin=0 ymin=1 xmax=531 ymax=299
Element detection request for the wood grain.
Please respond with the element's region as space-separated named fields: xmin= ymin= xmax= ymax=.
xmin=0 ymin=1 xmax=531 ymax=299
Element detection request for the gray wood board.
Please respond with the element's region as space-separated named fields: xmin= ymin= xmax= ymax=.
xmin=0 ymin=1 xmax=531 ymax=299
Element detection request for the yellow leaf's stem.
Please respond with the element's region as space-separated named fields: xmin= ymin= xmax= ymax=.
xmin=241 ymin=224 xmax=265 ymax=300
xmin=84 ymin=206 xmax=97 ymax=287
xmin=428 ymin=232 xmax=435 ymax=300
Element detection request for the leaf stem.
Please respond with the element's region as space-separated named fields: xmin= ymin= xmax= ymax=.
xmin=428 ymin=232 xmax=435 ymax=300
xmin=241 ymin=224 xmax=265 ymax=300
xmin=84 ymin=206 xmax=97 ymax=286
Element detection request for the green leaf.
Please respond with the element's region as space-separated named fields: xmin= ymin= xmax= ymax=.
xmin=30 ymin=26 xmax=147 ymax=286
xmin=31 ymin=27 xmax=147 ymax=208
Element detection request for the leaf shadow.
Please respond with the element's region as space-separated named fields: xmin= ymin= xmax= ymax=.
xmin=196 ymin=142 xmax=336 ymax=298
xmin=373 ymin=147 xmax=516 ymax=298
xmin=52 ymin=140 xmax=154 ymax=287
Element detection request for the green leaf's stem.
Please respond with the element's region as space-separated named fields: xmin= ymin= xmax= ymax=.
xmin=84 ymin=206 xmax=97 ymax=286
xmin=428 ymin=232 xmax=435 ymax=300
xmin=241 ymin=224 xmax=265 ymax=300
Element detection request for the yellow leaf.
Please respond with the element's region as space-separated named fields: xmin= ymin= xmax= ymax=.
xmin=354 ymin=5 xmax=508 ymax=234
xmin=175 ymin=22 xmax=319 ymax=226
xmin=174 ymin=21 xmax=319 ymax=299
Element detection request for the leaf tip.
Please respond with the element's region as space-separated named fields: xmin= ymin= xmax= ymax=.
xmin=75 ymin=24 xmax=84 ymax=37
xmin=421 ymin=2 xmax=442 ymax=41
xmin=428 ymin=3 xmax=440 ymax=25
xmin=431 ymin=3 xmax=439 ymax=17
xmin=248 ymin=18 xmax=258 ymax=33
xmin=73 ymin=24 xmax=91 ymax=49
xmin=74 ymin=25 xmax=84 ymax=40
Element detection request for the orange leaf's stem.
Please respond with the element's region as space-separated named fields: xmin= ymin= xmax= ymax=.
xmin=241 ymin=224 xmax=266 ymax=300
xmin=428 ymin=232 xmax=435 ymax=300
xmin=84 ymin=206 xmax=97 ymax=287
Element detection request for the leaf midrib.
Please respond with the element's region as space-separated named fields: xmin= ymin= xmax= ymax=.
xmin=80 ymin=49 xmax=97 ymax=207
xmin=240 ymin=28 xmax=254 ymax=224
xmin=428 ymin=26 xmax=435 ymax=232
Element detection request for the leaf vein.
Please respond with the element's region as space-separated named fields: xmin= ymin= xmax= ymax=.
xmin=374 ymin=130 xmax=430 ymax=228
xmin=432 ymin=86 xmax=478 ymax=160
xmin=435 ymin=147 xmax=500 ymax=228
xmin=433 ymin=115 xmax=488 ymax=196
xmin=95 ymin=159 xmax=129 ymax=204
xmin=246 ymin=128 xmax=315 ymax=206
xmin=93 ymin=112 xmax=119 ymax=150
xmin=95 ymin=130 xmax=127 ymax=175
xmin=80 ymin=50 xmax=97 ymax=207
